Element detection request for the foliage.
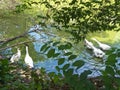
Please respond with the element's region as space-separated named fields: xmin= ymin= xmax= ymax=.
xmin=1 ymin=0 xmax=120 ymax=89
xmin=13 ymin=0 xmax=120 ymax=41
xmin=0 ymin=60 xmax=25 ymax=89
xmin=39 ymin=41 xmax=120 ymax=90
xmin=0 ymin=49 xmax=71 ymax=90
xmin=101 ymin=48 xmax=120 ymax=90
xmin=41 ymin=0 xmax=120 ymax=41
xmin=0 ymin=60 xmax=11 ymax=84
xmin=1 ymin=41 xmax=120 ymax=89
xmin=0 ymin=59 xmax=61 ymax=90
xmin=40 ymin=41 xmax=95 ymax=90
xmin=14 ymin=0 xmax=41 ymax=13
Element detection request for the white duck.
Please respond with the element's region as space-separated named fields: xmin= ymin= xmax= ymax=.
xmin=24 ymin=46 xmax=34 ymax=68
xmin=84 ymin=39 xmax=94 ymax=49
xmin=10 ymin=48 xmax=21 ymax=63
xmin=92 ymin=38 xmax=111 ymax=50
xmin=90 ymin=45 xmax=105 ymax=58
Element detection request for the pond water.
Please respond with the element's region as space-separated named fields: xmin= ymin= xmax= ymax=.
xmin=0 ymin=13 xmax=120 ymax=77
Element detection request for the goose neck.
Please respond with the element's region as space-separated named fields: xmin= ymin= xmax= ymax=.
xmin=94 ymin=39 xmax=100 ymax=44
xmin=90 ymin=45 xmax=96 ymax=50
xmin=18 ymin=50 xmax=21 ymax=56
xmin=26 ymin=46 xmax=29 ymax=55
xmin=17 ymin=49 xmax=21 ymax=56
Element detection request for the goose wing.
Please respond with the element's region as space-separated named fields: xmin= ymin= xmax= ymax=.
xmin=99 ymin=43 xmax=111 ymax=50
xmin=10 ymin=53 xmax=20 ymax=63
xmin=25 ymin=55 xmax=34 ymax=68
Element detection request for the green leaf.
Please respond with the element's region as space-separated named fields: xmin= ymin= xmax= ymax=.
xmin=58 ymin=45 xmax=65 ymax=50
xmin=69 ymin=0 xmax=77 ymax=5
xmin=105 ymin=66 xmax=115 ymax=76
xmin=48 ymin=72 xmax=56 ymax=77
xmin=63 ymin=68 xmax=74 ymax=77
xmin=44 ymin=46 xmax=51 ymax=52
xmin=58 ymin=58 xmax=65 ymax=65
xmin=67 ymin=68 xmax=74 ymax=75
xmin=65 ymin=42 xmax=72 ymax=49
xmin=115 ymin=78 xmax=120 ymax=86
xmin=117 ymin=51 xmax=120 ymax=57
xmin=102 ymin=75 xmax=113 ymax=89
xmin=72 ymin=60 xmax=84 ymax=68
xmin=62 ymin=64 xmax=70 ymax=70
xmin=80 ymin=70 xmax=92 ymax=79
xmin=53 ymin=53 xmax=60 ymax=57
xmin=46 ymin=41 xmax=53 ymax=44
xmin=47 ymin=49 xmax=55 ymax=58
xmin=68 ymin=55 xmax=77 ymax=60
xmin=116 ymin=70 xmax=120 ymax=75
xmin=1 ymin=60 xmax=9 ymax=65
xmin=55 ymin=66 xmax=61 ymax=72
xmin=40 ymin=44 xmax=48 ymax=52
xmin=53 ymin=41 xmax=60 ymax=46
xmin=106 ymin=54 xmax=117 ymax=66
xmin=64 ymin=52 xmax=72 ymax=56
xmin=105 ymin=48 xmax=115 ymax=55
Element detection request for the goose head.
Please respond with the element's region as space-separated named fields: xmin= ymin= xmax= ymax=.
xmin=92 ymin=38 xmax=111 ymax=50
xmin=90 ymin=45 xmax=105 ymax=58
xmin=84 ymin=39 xmax=94 ymax=49
xmin=17 ymin=48 xmax=21 ymax=56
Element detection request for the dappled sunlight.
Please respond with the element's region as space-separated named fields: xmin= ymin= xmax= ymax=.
xmin=87 ymin=30 xmax=118 ymax=45
xmin=114 ymin=31 xmax=120 ymax=43
xmin=0 ymin=0 xmax=120 ymax=89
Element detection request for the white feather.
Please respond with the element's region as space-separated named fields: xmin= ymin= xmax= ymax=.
xmin=10 ymin=48 xmax=21 ymax=63
xmin=90 ymin=45 xmax=105 ymax=58
xmin=92 ymin=38 xmax=111 ymax=50
xmin=84 ymin=39 xmax=94 ymax=49
xmin=24 ymin=46 xmax=34 ymax=68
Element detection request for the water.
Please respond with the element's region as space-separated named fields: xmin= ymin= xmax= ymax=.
xmin=0 ymin=14 xmax=120 ymax=78
xmin=27 ymin=25 xmax=107 ymax=77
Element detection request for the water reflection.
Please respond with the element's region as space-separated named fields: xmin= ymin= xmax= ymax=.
xmin=77 ymin=51 xmax=106 ymax=77
xmin=28 ymin=24 xmax=52 ymax=53
xmin=35 ymin=59 xmax=58 ymax=73
xmin=28 ymin=25 xmax=107 ymax=77
xmin=1 ymin=14 xmax=120 ymax=78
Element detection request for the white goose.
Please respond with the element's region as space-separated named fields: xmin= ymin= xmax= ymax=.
xmin=24 ymin=46 xmax=34 ymax=68
xmin=92 ymin=38 xmax=111 ymax=50
xmin=10 ymin=48 xmax=21 ymax=63
xmin=90 ymin=45 xmax=105 ymax=58
xmin=84 ymin=39 xmax=94 ymax=49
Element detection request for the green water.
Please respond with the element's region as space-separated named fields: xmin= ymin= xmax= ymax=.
xmin=0 ymin=11 xmax=120 ymax=76
xmin=0 ymin=13 xmax=39 ymax=61
xmin=0 ymin=12 xmax=120 ymax=63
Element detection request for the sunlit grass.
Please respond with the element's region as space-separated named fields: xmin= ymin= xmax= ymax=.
xmin=87 ymin=30 xmax=119 ymax=45
xmin=0 ymin=0 xmax=120 ymax=63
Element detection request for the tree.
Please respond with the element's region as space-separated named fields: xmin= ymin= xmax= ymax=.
xmin=41 ymin=0 xmax=120 ymax=41
xmin=14 ymin=0 xmax=120 ymax=41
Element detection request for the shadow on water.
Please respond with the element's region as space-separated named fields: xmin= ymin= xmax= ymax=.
xmin=0 ymin=14 xmax=120 ymax=77
xmin=27 ymin=25 xmax=108 ymax=77
xmin=28 ymin=25 xmax=120 ymax=77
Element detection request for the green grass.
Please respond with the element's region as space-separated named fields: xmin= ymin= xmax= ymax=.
xmin=87 ymin=30 xmax=118 ymax=44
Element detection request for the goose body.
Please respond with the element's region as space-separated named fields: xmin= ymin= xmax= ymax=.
xmin=24 ymin=46 xmax=34 ymax=68
xmin=92 ymin=38 xmax=111 ymax=50
xmin=90 ymin=45 xmax=105 ymax=58
xmin=10 ymin=48 xmax=21 ymax=63
xmin=84 ymin=39 xmax=94 ymax=49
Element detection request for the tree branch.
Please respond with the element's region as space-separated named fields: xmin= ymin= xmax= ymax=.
xmin=0 ymin=29 xmax=40 ymax=45
xmin=0 ymin=40 xmax=35 ymax=51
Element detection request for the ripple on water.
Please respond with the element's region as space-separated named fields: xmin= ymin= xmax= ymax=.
xmin=28 ymin=25 xmax=119 ymax=78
